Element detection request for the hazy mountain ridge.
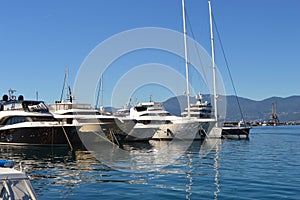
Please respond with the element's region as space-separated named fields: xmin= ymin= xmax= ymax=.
xmin=162 ymin=95 xmax=300 ymax=122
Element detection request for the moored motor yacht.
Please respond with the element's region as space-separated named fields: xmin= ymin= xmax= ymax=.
xmin=0 ymin=89 xmax=79 ymax=147
xmin=127 ymin=101 xmax=215 ymax=140
xmin=182 ymin=93 xmax=212 ymax=119
xmin=181 ymin=93 xmax=250 ymax=139
xmin=48 ymin=101 xmax=137 ymax=143
xmin=114 ymin=100 xmax=160 ymax=141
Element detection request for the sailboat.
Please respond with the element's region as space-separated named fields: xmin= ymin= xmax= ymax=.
xmin=206 ymin=0 xmax=251 ymax=139
xmin=179 ymin=0 xmax=221 ymax=139
xmin=181 ymin=0 xmax=251 ymax=139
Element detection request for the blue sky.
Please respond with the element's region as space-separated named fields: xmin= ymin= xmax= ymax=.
xmin=0 ymin=0 xmax=299 ymax=107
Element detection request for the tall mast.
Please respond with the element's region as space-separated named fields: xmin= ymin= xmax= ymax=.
xmin=65 ymin=66 xmax=69 ymax=102
xmin=100 ymin=74 xmax=104 ymax=107
xmin=95 ymin=74 xmax=104 ymax=108
xmin=182 ymin=0 xmax=190 ymax=118
xmin=208 ymin=0 xmax=218 ymax=123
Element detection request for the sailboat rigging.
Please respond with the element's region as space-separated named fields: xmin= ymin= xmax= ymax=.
xmin=208 ymin=0 xmax=251 ymax=139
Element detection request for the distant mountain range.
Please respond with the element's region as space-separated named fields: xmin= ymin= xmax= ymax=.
xmin=162 ymin=95 xmax=300 ymax=122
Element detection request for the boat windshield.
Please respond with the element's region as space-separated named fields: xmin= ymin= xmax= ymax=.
xmin=24 ymin=102 xmax=48 ymax=112
xmin=140 ymin=113 xmax=171 ymax=117
xmin=0 ymin=101 xmax=49 ymax=113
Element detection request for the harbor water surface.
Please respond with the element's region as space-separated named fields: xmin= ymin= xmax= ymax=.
xmin=1 ymin=125 xmax=299 ymax=199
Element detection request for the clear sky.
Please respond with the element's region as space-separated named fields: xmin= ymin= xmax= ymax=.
xmin=0 ymin=0 xmax=299 ymax=107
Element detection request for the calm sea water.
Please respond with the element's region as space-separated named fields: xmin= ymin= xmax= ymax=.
xmin=1 ymin=125 xmax=299 ymax=199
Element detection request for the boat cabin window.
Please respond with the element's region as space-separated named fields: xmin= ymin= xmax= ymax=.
xmin=62 ymin=111 xmax=101 ymax=115
xmin=138 ymin=120 xmax=172 ymax=125
xmin=29 ymin=116 xmax=56 ymax=122
xmin=135 ymin=106 xmax=148 ymax=112
xmin=5 ymin=116 xmax=27 ymax=125
xmin=158 ymin=113 xmax=171 ymax=116
xmin=2 ymin=103 xmax=23 ymax=111
xmin=3 ymin=116 xmax=56 ymax=125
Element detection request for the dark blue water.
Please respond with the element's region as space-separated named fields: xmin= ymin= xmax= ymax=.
xmin=1 ymin=125 xmax=299 ymax=199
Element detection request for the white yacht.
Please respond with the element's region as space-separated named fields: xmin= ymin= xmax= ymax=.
xmin=113 ymin=100 xmax=159 ymax=141
xmin=49 ymin=68 xmax=137 ymax=143
xmin=48 ymin=101 xmax=137 ymax=143
xmin=182 ymin=93 xmax=212 ymax=119
xmin=0 ymin=160 xmax=37 ymax=200
xmin=0 ymin=89 xmax=78 ymax=146
xmin=128 ymin=101 xmax=215 ymax=140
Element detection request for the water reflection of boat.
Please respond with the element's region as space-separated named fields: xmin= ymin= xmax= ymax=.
xmin=0 ymin=89 xmax=79 ymax=147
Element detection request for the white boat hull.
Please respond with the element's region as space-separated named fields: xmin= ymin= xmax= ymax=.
xmin=152 ymin=120 xmax=214 ymax=140
xmin=126 ymin=123 xmax=159 ymax=141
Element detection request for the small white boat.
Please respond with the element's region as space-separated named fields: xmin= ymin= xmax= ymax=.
xmin=221 ymin=121 xmax=251 ymax=139
xmin=0 ymin=160 xmax=37 ymax=200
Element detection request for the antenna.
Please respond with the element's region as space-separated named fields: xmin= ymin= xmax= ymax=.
xmin=8 ymin=89 xmax=16 ymax=100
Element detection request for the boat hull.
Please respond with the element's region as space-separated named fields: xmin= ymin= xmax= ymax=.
xmin=221 ymin=126 xmax=251 ymax=139
xmin=125 ymin=123 xmax=159 ymax=141
xmin=152 ymin=121 xmax=214 ymax=140
xmin=77 ymin=118 xmax=137 ymax=143
xmin=0 ymin=125 xmax=82 ymax=146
